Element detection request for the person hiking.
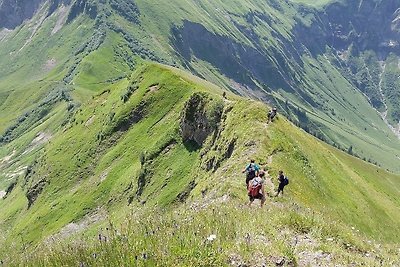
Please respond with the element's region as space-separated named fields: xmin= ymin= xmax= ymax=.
xmin=242 ymin=159 xmax=260 ymax=188
xmin=267 ymin=107 xmax=277 ymax=123
xmin=248 ymin=171 xmax=266 ymax=207
xmin=262 ymin=167 xmax=273 ymax=197
xmin=276 ymin=170 xmax=288 ymax=197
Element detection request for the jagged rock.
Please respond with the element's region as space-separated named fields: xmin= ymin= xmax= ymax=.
xmin=26 ymin=179 xmax=47 ymax=208
xmin=3 ymin=181 xmax=17 ymax=199
xmin=180 ymin=92 xmax=224 ymax=147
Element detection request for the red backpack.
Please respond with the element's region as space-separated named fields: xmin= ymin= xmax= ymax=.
xmin=248 ymin=178 xmax=262 ymax=197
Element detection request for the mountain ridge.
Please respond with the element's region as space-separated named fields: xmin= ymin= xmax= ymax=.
xmin=0 ymin=1 xmax=400 ymax=265
xmin=0 ymin=62 xmax=399 ymax=265
xmin=0 ymin=0 xmax=399 ymax=171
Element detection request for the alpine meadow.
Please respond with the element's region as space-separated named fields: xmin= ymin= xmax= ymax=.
xmin=0 ymin=0 xmax=399 ymax=266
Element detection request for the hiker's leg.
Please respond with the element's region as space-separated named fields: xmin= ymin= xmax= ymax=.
xmin=276 ymin=184 xmax=283 ymax=197
xmin=260 ymin=197 xmax=266 ymax=207
xmin=248 ymin=196 xmax=254 ymax=206
xmin=276 ymin=188 xmax=281 ymax=197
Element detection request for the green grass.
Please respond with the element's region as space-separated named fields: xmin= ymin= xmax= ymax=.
xmin=1 ymin=63 xmax=400 ymax=265
xmin=0 ymin=1 xmax=400 ymax=265
xmin=1 ymin=0 xmax=400 ymax=173
xmin=5 ymin=201 xmax=400 ymax=266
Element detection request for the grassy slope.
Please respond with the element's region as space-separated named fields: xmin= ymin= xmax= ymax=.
xmin=0 ymin=63 xmax=400 ymax=265
xmin=0 ymin=0 xmax=399 ymax=173
xmin=0 ymin=9 xmax=94 ymax=132
xmin=130 ymin=0 xmax=400 ymax=172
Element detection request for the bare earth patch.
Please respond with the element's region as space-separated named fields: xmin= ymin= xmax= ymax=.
xmin=0 ymin=150 xmax=17 ymax=170
xmin=6 ymin=165 xmax=27 ymax=179
xmin=99 ymin=166 xmax=111 ymax=182
xmin=0 ymin=150 xmax=16 ymax=165
xmin=19 ymin=4 xmax=48 ymax=51
xmin=46 ymin=209 xmax=107 ymax=243
xmin=43 ymin=58 xmax=57 ymax=72
xmin=0 ymin=29 xmax=12 ymax=42
xmin=85 ymin=115 xmax=96 ymax=127
xmin=22 ymin=132 xmax=52 ymax=155
xmin=51 ymin=5 xmax=70 ymax=35
xmin=149 ymin=85 xmax=159 ymax=92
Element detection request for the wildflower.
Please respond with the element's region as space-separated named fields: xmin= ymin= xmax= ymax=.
xmin=207 ymin=234 xmax=217 ymax=241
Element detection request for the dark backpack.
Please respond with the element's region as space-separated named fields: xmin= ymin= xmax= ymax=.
xmin=246 ymin=163 xmax=256 ymax=179
xmin=284 ymin=176 xmax=289 ymax=186
xmin=248 ymin=178 xmax=262 ymax=197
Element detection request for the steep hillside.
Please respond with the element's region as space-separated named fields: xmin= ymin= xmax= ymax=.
xmin=0 ymin=63 xmax=400 ymax=266
xmin=0 ymin=0 xmax=399 ymax=172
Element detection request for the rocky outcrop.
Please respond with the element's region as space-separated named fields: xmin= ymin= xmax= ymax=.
xmin=0 ymin=0 xmax=71 ymax=29
xmin=180 ymin=92 xmax=224 ymax=147
xmin=0 ymin=0 xmax=99 ymax=30
xmin=0 ymin=0 xmax=44 ymax=29
xmin=324 ymin=0 xmax=400 ymax=55
xmin=66 ymin=0 xmax=97 ymax=23
xmin=26 ymin=178 xmax=47 ymax=208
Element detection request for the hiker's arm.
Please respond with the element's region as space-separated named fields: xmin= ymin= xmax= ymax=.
xmin=261 ymin=184 xmax=265 ymax=195
xmin=242 ymin=164 xmax=249 ymax=173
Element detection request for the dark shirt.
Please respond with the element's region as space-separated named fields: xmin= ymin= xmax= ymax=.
xmin=278 ymin=174 xmax=285 ymax=184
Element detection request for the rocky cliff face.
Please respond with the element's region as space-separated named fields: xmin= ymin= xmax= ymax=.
xmin=0 ymin=0 xmax=44 ymax=29
xmin=0 ymin=0 xmax=71 ymax=29
xmin=326 ymin=0 xmax=400 ymax=56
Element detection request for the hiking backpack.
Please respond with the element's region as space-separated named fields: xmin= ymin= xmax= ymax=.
xmin=284 ymin=176 xmax=289 ymax=186
xmin=248 ymin=178 xmax=262 ymax=197
xmin=246 ymin=163 xmax=256 ymax=179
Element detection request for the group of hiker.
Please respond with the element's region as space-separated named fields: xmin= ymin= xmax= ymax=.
xmin=242 ymin=159 xmax=289 ymax=207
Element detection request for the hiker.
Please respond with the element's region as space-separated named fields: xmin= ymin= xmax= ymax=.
xmin=242 ymin=159 xmax=260 ymax=188
xmin=276 ymin=170 xmax=289 ymax=197
xmin=267 ymin=107 xmax=277 ymax=123
xmin=262 ymin=167 xmax=273 ymax=197
xmin=248 ymin=171 xmax=266 ymax=207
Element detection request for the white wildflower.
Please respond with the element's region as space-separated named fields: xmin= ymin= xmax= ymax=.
xmin=207 ymin=234 xmax=217 ymax=241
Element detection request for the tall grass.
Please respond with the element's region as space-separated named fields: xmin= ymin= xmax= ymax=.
xmin=6 ymin=199 xmax=399 ymax=267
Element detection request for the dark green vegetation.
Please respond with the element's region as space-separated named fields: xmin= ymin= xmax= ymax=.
xmin=0 ymin=0 xmax=400 ymax=265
